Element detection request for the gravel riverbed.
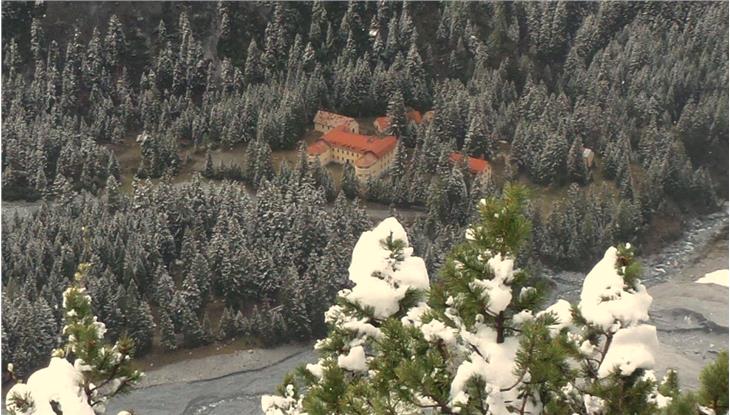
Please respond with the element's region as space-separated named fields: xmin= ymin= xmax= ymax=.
xmin=105 ymin=207 xmax=728 ymax=414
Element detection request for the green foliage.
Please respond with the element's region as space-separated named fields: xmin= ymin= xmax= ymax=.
xmin=616 ymin=242 xmax=642 ymax=289
xmin=699 ymin=350 xmax=729 ymax=414
xmin=662 ymin=391 xmax=699 ymax=415
xmin=62 ymin=263 xmax=143 ymax=399
xmin=6 ymin=263 xmax=143 ymax=414
xmin=265 ymin=184 xmax=683 ymax=415
xmin=469 ymin=183 xmax=532 ymax=257
xmin=513 ymin=315 xmax=575 ymax=403
xmin=587 ymin=370 xmax=659 ymax=415
xmin=342 ymin=161 xmax=359 ymax=199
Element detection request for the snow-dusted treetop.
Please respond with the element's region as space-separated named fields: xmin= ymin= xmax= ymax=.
xmin=6 ymin=264 xmax=142 ymax=415
xmin=578 ymin=245 xmax=653 ymax=331
xmin=263 ymin=186 xmax=674 ymax=415
xmin=345 ymin=217 xmax=429 ymax=320
xmin=6 ymin=357 xmax=95 ymax=415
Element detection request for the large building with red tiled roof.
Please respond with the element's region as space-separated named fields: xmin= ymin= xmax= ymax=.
xmin=308 ymin=123 xmax=398 ymax=182
xmin=449 ymin=152 xmax=492 ymax=179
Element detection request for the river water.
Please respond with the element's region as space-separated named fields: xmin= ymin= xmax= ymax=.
xmin=105 ymin=207 xmax=728 ymax=414
xmin=2 ymin=200 xmax=727 ymax=414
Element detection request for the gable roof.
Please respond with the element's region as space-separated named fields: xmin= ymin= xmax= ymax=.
xmin=374 ymin=110 xmax=424 ymax=132
xmin=323 ymin=125 xmax=397 ymax=157
xmin=449 ymin=152 xmax=491 ymax=174
xmin=314 ymin=110 xmax=356 ymax=128
xmin=307 ymin=140 xmax=330 ymax=155
xmin=407 ymin=109 xmax=422 ymax=124
xmin=422 ymin=110 xmax=435 ymax=123
xmin=307 ymin=124 xmax=397 ymax=163
xmin=374 ymin=116 xmax=390 ymax=131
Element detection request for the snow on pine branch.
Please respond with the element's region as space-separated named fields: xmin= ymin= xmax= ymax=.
xmin=345 ymin=217 xmax=430 ymax=320
xmin=6 ymin=264 xmax=142 ymax=415
xmin=578 ymin=245 xmax=653 ymax=331
xmin=263 ymin=206 xmax=672 ymax=415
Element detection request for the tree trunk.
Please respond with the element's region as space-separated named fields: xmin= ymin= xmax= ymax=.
xmin=496 ymin=311 xmax=505 ymax=343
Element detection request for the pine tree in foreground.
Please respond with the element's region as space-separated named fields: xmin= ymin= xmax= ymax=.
xmin=262 ymin=184 xmax=676 ymax=415
xmin=5 ymin=263 xmax=141 ymax=415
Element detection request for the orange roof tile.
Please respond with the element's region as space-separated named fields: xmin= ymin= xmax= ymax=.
xmin=314 ymin=110 xmax=356 ymax=128
xmin=374 ymin=116 xmax=390 ymax=131
xmin=375 ymin=111 xmax=423 ymax=132
xmin=321 ymin=127 xmax=397 ymax=159
xmin=449 ymin=152 xmax=491 ymax=174
xmin=307 ymin=140 xmax=330 ymax=155
xmin=422 ymin=110 xmax=435 ymax=123
xmin=407 ymin=110 xmax=422 ymax=124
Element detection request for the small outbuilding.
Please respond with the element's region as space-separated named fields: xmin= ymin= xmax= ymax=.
xmin=373 ymin=109 xmax=425 ymax=134
xmin=449 ymin=152 xmax=492 ymax=180
xmin=314 ymin=110 xmax=359 ymax=134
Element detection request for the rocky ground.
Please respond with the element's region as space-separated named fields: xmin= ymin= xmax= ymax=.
xmin=649 ymin=235 xmax=728 ymax=389
xmin=106 ymin=346 xmax=316 ymax=414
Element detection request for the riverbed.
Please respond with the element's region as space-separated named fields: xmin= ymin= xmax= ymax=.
xmin=2 ymin=198 xmax=726 ymax=412
xmin=102 ymin=207 xmax=729 ymax=414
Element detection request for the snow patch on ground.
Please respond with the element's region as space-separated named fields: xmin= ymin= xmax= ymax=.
xmin=695 ymin=269 xmax=729 ymax=287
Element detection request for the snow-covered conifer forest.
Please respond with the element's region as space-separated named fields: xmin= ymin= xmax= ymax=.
xmin=1 ymin=1 xmax=727 ymax=414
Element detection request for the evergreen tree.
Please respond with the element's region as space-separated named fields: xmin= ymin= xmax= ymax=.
xmin=153 ymin=265 xmax=175 ymax=308
xmin=264 ymin=185 xmax=670 ymax=415
xmin=341 ymin=161 xmax=359 ymax=199
xmin=699 ymin=350 xmax=728 ymax=414
xmin=463 ymin=110 xmax=493 ymax=160
xmin=537 ymin=134 xmax=568 ymax=185
xmin=190 ymin=252 xmax=211 ymax=302
xmin=567 ymin=136 xmax=588 ymax=185
xmin=175 ymin=291 xmax=206 ymax=347
xmin=386 ymin=89 xmax=409 ymax=145
xmin=217 ymin=307 xmax=237 ymax=340
xmin=123 ymin=292 xmax=155 ymax=354
xmin=244 ymin=38 xmax=262 ymax=85
xmin=159 ymin=307 xmax=177 ymax=351
xmin=181 ymin=271 xmax=202 ymax=314
xmin=203 ymin=147 xmax=215 ymax=178
xmin=6 ymin=264 xmax=142 ymax=414
xmin=104 ymin=14 xmax=126 ymax=71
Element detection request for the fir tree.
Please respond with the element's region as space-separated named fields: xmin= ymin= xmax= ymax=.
xmin=159 ymin=308 xmax=177 ymax=351
xmin=174 ymin=291 xmax=206 ymax=347
xmin=699 ymin=350 xmax=728 ymax=414
xmin=203 ymin=147 xmax=215 ymax=178
xmin=341 ymin=161 xmax=359 ymax=199
xmin=386 ymin=89 xmax=409 ymax=144
xmin=264 ymin=185 xmax=671 ymax=415
xmin=6 ymin=264 xmax=142 ymax=414
xmin=153 ymin=265 xmax=175 ymax=308
xmin=567 ymin=136 xmax=588 ymax=185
